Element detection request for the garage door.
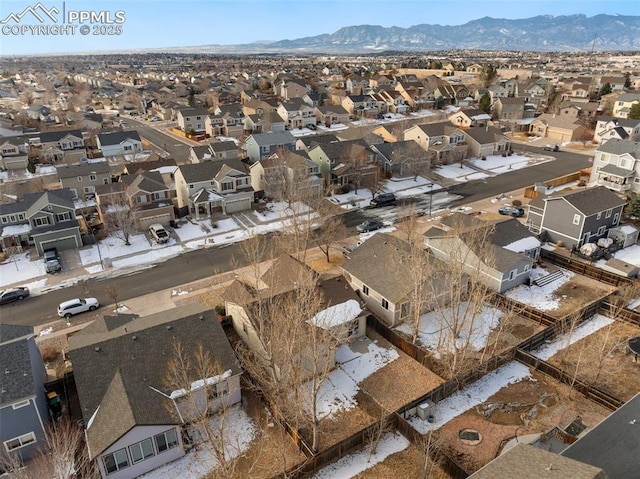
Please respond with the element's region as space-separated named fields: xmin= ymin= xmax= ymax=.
xmin=138 ymin=213 xmax=171 ymax=230
xmin=39 ymin=236 xmax=79 ymax=254
xmin=225 ymin=197 xmax=252 ymax=214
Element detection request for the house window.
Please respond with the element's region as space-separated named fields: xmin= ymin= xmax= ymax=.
xmin=207 ymin=379 xmax=230 ymax=400
xmin=9 ymin=214 xmax=16 ymax=222
xmin=508 ymin=270 xmax=517 ymax=281
xmin=83 ymin=186 xmax=94 ymax=194
xmin=597 ymin=212 xmax=602 ymax=220
xmin=18 ymin=213 xmax=25 ymax=220
xmin=11 ymin=400 xmax=30 ymax=409
xmin=154 ymin=192 xmax=164 ymax=200
xmin=400 ymin=301 xmax=410 ymax=318
xmin=103 ymin=448 xmax=129 ymax=474
xmin=136 ymin=196 xmax=147 ymax=204
xmin=154 ymin=429 xmax=179 ymax=453
xmin=614 ymin=213 xmax=620 ymax=224
xmin=598 ymin=225 xmax=606 ymax=236
xmin=381 ymin=298 xmax=389 ymax=310
xmin=4 ymin=432 xmax=36 ymax=452
xmin=1 ymin=217 xmax=6 ymax=224
xmin=129 ymin=438 xmax=155 ymax=464
xmin=123 ymin=145 xmax=132 ymax=151
xmin=34 ymin=217 xmax=50 ymax=227
xmin=524 ymin=264 xmax=530 ymax=272
xmin=89 ymin=174 xmax=96 ymax=181
xmin=77 ymin=176 xmax=83 ymax=182
xmin=362 ymin=284 xmax=369 ymax=296
xmin=221 ymin=182 xmax=233 ymax=191
xmin=605 ymin=209 xmax=612 ymax=218
xmin=56 ymin=212 xmax=70 ymax=222
xmin=572 ymin=214 xmax=581 ymax=225
xmin=103 ymin=178 xmax=110 ymax=185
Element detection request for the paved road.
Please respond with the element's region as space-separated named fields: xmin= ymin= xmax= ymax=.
xmin=0 ymin=146 xmax=591 ymax=327
xmin=118 ymin=118 xmax=194 ymax=161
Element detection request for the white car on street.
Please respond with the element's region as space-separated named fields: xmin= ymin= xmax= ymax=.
xmin=58 ymin=298 xmax=99 ymax=318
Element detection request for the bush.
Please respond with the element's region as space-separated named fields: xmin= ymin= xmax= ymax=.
xmin=512 ymin=199 xmax=522 ymax=207
xmin=41 ymin=345 xmax=59 ymax=363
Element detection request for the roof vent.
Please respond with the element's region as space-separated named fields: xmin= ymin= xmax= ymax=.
xmin=94 ymin=347 xmax=101 ymax=352
xmin=132 ymin=335 xmax=137 ymax=340
xmin=199 ymin=315 xmax=204 ymax=321
xmin=166 ymin=325 xmax=172 ymax=330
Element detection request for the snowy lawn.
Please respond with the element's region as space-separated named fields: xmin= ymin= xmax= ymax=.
xmin=0 ymin=252 xmax=47 ymax=287
xmin=311 ymin=432 xmax=410 ymax=479
xmin=434 ymin=164 xmax=489 ymax=182
xmin=140 ymin=405 xmax=257 ymax=479
xmin=328 ymin=189 xmax=373 ymax=210
xmin=602 ymin=244 xmax=640 ymax=268
xmin=252 ymin=201 xmax=314 ymax=222
xmin=382 ymin=176 xmax=443 ymax=198
xmin=531 ymin=314 xmax=615 ymax=361
xmin=408 ymin=361 xmax=532 ymax=433
xmin=467 ymin=153 xmax=552 ymax=175
xmin=174 ymin=217 xmax=241 ymax=242
xmin=395 ymin=302 xmax=503 ymax=353
xmin=306 ymin=339 xmax=399 ymax=420
xmin=504 ymin=267 xmax=574 ymax=311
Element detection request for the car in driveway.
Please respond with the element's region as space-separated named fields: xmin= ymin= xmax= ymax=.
xmin=543 ymin=144 xmax=559 ymax=151
xmin=0 ymin=287 xmax=30 ymax=305
xmin=57 ymin=298 xmax=99 ymax=318
xmin=149 ymin=223 xmax=170 ymax=244
xmin=370 ymin=193 xmax=397 ymax=208
xmin=356 ymin=219 xmax=384 ymax=233
xmin=498 ymin=205 xmax=525 ymax=217
xmin=43 ymin=248 xmax=62 ymax=273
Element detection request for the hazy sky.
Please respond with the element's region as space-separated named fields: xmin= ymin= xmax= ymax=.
xmin=0 ymin=0 xmax=637 ymax=55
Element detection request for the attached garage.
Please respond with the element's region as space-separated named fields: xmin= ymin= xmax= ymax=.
xmin=138 ymin=213 xmax=171 ymax=230
xmin=35 ymin=233 xmax=81 ymax=255
xmin=224 ymin=193 xmax=253 ymax=213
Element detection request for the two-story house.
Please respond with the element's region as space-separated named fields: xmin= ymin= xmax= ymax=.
xmin=249 ymin=150 xmax=322 ymax=200
xmin=448 ymin=108 xmax=491 ymax=128
xmin=307 ymin=139 xmax=378 ymax=188
xmin=403 ymin=122 xmax=467 ymax=165
xmin=529 ymin=113 xmax=587 ymax=142
xmin=526 ymin=186 xmax=626 ymax=249
xmin=341 ymin=94 xmax=378 ymax=118
xmin=243 ymin=131 xmax=296 ymax=165
xmin=189 ymin=141 xmax=239 ymax=163
xmin=69 ymin=304 xmax=242 ymax=479
xmin=174 ymin=159 xmax=253 ymax=218
xmin=589 ymin=139 xmax=640 ymax=194
xmin=273 ymin=78 xmax=307 ymax=100
xmin=612 ymin=93 xmax=640 ymax=119
xmin=594 ymin=117 xmax=640 ymax=144
xmin=462 ymin=126 xmax=511 ymax=158
xmin=492 ymin=97 xmax=525 ymax=124
xmin=0 ymin=137 xmax=29 ymax=170
xmin=96 ymin=131 xmax=143 ymax=158
xmin=33 ymin=129 xmax=86 ymax=164
xmin=370 ymin=140 xmax=430 ymax=177
xmin=57 ymin=161 xmax=112 ymax=200
xmin=277 ymin=99 xmax=316 ymax=130
xmin=176 ymin=107 xmax=209 ymax=135
xmin=314 ymin=105 xmax=350 ymax=127
xmin=0 ymin=189 xmax=82 ymax=255
xmin=243 ymin=111 xmax=287 ymax=134
xmin=0 ymin=324 xmax=49 ymax=463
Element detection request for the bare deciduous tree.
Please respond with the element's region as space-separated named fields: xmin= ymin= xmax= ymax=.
xmin=100 ymin=192 xmax=138 ymax=246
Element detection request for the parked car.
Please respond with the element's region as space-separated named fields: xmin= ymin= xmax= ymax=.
xmin=149 ymin=223 xmax=170 ymax=244
xmin=57 ymin=298 xmax=99 ymax=318
xmin=543 ymin=144 xmax=559 ymax=151
xmin=43 ymin=248 xmax=62 ymax=273
xmin=356 ymin=219 xmax=384 ymax=233
xmin=498 ymin=205 xmax=525 ymax=217
xmin=0 ymin=287 xmax=30 ymax=305
xmin=370 ymin=193 xmax=397 ymax=208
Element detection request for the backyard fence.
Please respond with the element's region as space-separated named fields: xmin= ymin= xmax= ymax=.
xmin=541 ymin=249 xmax=636 ymax=286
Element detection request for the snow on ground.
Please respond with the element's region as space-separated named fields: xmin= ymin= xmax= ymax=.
xmin=434 ymin=163 xmax=489 ymax=182
xmin=531 ymin=314 xmax=615 ymax=361
xmin=311 ymin=432 xmax=410 ymax=479
xmin=308 ymin=339 xmax=399 ymax=420
xmin=252 ymin=201 xmax=314 ymax=223
xmin=395 ymin=302 xmax=503 ymax=353
xmin=467 ymin=153 xmax=553 ymax=175
xmin=0 ymin=252 xmax=47 ymax=287
xmin=174 ymin=217 xmax=241 ymax=242
xmin=408 ymin=361 xmax=533 ymax=433
xmin=504 ymin=267 xmax=574 ymax=311
xmin=140 ymin=405 xmax=256 ymax=479
xmin=328 ymin=189 xmax=373 ymax=210
xmin=382 ymin=176 xmax=443 ymax=198
xmin=604 ymin=244 xmax=640 ymax=268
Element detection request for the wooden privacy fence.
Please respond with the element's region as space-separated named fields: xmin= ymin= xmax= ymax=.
xmin=599 ymin=300 xmax=640 ymax=326
xmin=514 ymin=349 xmax=623 ymax=411
xmin=540 ymin=249 xmax=636 ymax=286
xmin=488 ymin=293 xmax=559 ymax=326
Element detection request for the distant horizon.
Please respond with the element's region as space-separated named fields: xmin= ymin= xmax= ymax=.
xmin=0 ymin=0 xmax=638 ymax=56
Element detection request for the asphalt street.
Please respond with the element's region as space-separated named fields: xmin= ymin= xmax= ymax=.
xmin=0 ymin=147 xmax=591 ymax=327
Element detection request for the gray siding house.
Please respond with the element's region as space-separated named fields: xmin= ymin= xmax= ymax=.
xmin=69 ymin=304 xmax=242 ymax=479
xmin=243 ymin=131 xmax=296 ymax=164
xmin=0 ymin=324 xmax=48 ymax=463
xmin=57 ymin=161 xmax=112 ymax=200
xmin=526 ymin=186 xmax=626 ymax=249
xmin=0 ymin=189 xmax=82 ymax=255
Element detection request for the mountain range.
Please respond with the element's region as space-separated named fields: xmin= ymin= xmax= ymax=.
xmin=184 ymin=14 xmax=640 ymax=54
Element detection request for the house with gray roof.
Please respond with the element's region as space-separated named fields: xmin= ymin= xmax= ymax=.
xmin=175 ymin=159 xmax=253 ymax=217
xmin=69 ymin=304 xmax=241 ymax=479
xmin=612 ymin=92 xmax=640 ymax=119
xmin=0 ymin=324 xmax=48 ymax=462
xmin=594 ymin=116 xmax=640 ymax=144
xmin=96 ymin=130 xmax=143 ymax=158
xmin=403 ymin=122 xmax=467 ymax=164
xmin=57 ymin=161 xmax=112 ymax=200
xmin=424 ymin=213 xmax=537 ymax=293
xmin=33 ymin=129 xmax=86 ymax=164
xmin=526 ymin=186 xmax=626 ymax=249
xmin=462 ymin=126 xmax=511 ymax=158
xmin=370 ymin=140 xmax=430 ymax=177
xmin=176 ymin=107 xmax=209 ymax=135
xmin=0 ymin=188 xmax=82 ymax=255
xmin=243 ymin=131 xmax=296 ymax=164
xmin=589 ymin=139 xmax=640 ymax=194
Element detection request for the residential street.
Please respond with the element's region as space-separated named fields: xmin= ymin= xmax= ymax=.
xmin=0 ymin=148 xmax=590 ymax=328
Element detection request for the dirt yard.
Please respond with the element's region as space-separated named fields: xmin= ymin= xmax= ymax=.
xmin=547 ymin=273 xmax=614 ymax=318
xmin=547 ymin=320 xmax=640 ymax=401
xmin=437 ymin=368 xmax=611 ymax=473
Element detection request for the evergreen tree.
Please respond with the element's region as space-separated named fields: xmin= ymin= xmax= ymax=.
xmin=479 ymin=92 xmax=492 ymax=113
xmin=628 ymin=103 xmax=640 ymax=120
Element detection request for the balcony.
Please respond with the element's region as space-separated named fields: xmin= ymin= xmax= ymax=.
xmin=597 ymin=179 xmax=631 ymax=192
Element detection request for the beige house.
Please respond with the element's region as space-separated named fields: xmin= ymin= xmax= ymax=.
xmin=529 ymin=113 xmax=587 ymax=142
xmin=613 ymin=93 xmax=640 ymax=119
xmin=176 ymin=107 xmax=208 ymax=134
xmin=249 ymin=150 xmax=322 ymax=200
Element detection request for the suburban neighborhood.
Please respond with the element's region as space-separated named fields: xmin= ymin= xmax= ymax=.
xmin=1 ymin=10 xmax=640 ymax=479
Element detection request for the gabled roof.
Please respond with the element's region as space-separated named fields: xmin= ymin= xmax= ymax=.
xmin=409 ymin=121 xmax=454 ymax=137
xmin=310 ymin=138 xmax=369 ymax=160
xmin=38 ymin=129 xmax=83 ymax=143
xmin=0 ymin=188 xmax=75 ymax=216
xmin=177 ymin=106 xmax=208 ymax=117
xmin=596 ymin=139 xmax=640 ymax=158
xmin=543 ymin=186 xmax=626 ymax=216
xmin=57 ymin=161 xmax=111 ymax=179
xmin=97 ymin=130 xmax=141 ymax=146
xmin=0 ymin=324 xmax=37 ymax=407
xmin=247 ymin=131 xmax=296 ymax=147
xmin=178 ymin=158 xmax=247 ymax=184
xmin=122 ymin=171 xmax=167 ymax=194
xmin=209 ymin=140 xmax=239 ymax=153
xmin=372 ymin=140 xmax=427 ymax=162
xmin=463 ymin=126 xmax=507 ymax=145
xmin=69 ymin=304 xmax=240 ymax=458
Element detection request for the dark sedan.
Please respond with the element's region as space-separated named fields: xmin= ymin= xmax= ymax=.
xmin=0 ymin=287 xmax=30 ymax=305
xmin=356 ymin=219 xmax=384 ymax=233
